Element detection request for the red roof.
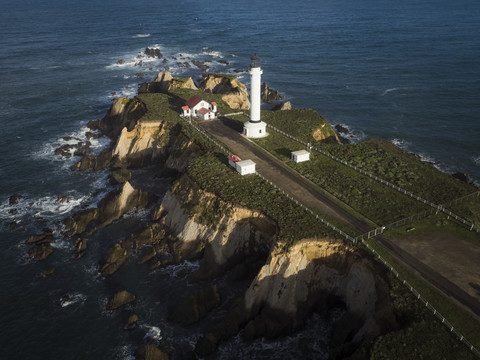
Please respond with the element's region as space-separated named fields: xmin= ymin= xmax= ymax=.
xmin=186 ymin=95 xmax=203 ymax=108
xmin=197 ymin=107 xmax=211 ymax=115
xmin=181 ymin=106 xmax=190 ymax=111
xmin=228 ymin=154 xmax=241 ymax=162
xmin=211 ymin=102 xmax=217 ymax=106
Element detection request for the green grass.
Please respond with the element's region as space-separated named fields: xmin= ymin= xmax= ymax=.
xmin=321 ymin=139 xmax=478 ymax=204
xmin=185 ymin=152 xmax=345 ymax=244
xmin=261 ymin=108 xmax=338 ymax=143
xmin=254 ymin=130 xmax=430 ymax=225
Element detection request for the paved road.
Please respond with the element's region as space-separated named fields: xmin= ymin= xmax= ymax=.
xmin=200 ymin=116 xmax=480 ymax=321
xmin=200 ymin=117 xmax=371 ymax=233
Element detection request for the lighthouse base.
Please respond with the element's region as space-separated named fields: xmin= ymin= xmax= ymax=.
xmin=243 ymin=121 xmax=267 ymax=138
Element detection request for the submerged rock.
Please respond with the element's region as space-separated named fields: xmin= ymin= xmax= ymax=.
xmin=107 ymin=290 xmax=136 ymax=310
xmin=41 ymin=267 xmax=56 ymax=277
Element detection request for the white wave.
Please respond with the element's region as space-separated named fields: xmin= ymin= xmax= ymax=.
xmin=60 ymin=292 xmax=87 ymax=308
xmin=0 ymin=193 xmax=90 ymax=223
xmin=141 ymin=324 xmax=162 ymax=341
xmin=201 ymin=50 xmax=223 ymax=58
xmin=473 ymin=156 xmax=480 ymax=166
xmin=381 ymin=87 xmax=399 ymax=96
xmin=108 ymin=83 xmax=138 ymax=99
xmin=134 ymin=34 xmax=151 ymax=38
xmin=390 ymin=138 xmax=410 ymax=149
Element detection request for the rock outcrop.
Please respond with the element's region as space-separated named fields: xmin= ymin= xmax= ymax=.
xmin=150 ymin=175 xmax=277 ymax=279
xmin=313 ymin=122 xmax=342 ymax=144
xmin=63 ymin=181 xmax=156 ymax=236
xmin=112 ymin=120 xmax=164 ymax=168
xmin=107 ymin=290 xmax=136 ymax=310
xmin=261 ymin=82 xmax=282 ymax=103
xmin=138 ymin=71 xmax=197 ymax=94
xmin=194 ymin=239 xmax=397 ymax=358
xmin=198 ymin=74 xmax=250 ymax=110
xmin=272 ymin=101 xmax=292 ymax=111
xmin=91 ymin=97 xmax=147 ymax=139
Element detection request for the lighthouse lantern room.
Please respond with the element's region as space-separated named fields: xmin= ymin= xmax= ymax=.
xmin=243 ymin=54 xmax=267 ymax=138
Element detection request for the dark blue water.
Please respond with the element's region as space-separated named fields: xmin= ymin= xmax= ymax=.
xmin=1 ymin=0 xmax=479 ymax=358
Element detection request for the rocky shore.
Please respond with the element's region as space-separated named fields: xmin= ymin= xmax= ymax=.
xmin=24 ymin=72 xmax=402 ymax=359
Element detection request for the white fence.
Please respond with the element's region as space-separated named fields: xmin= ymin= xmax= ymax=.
xmin=179 ymin=115 xmax=480 ymax=358
xmin=265 ymin=123 xmax=480 ymax=233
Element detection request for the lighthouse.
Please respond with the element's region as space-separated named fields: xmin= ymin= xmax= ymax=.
xmin=243 ymin=54 xmax=267 ymax=138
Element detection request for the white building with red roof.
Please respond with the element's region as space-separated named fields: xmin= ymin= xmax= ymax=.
xmin=181 ymin=95 xmax=217 ymax=120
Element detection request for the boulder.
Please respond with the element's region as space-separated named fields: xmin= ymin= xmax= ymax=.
xmin=261 ymin=82 xmax=282 ymax=103
xmin=135 ymin=344 xmax=168 ymax=360
xmin=218 ymin=59 xmax=230 ymax=65
xmin=108 ymin=168 xmax=132 ymax=185
xmin=123 ymin=314 xmax=139 ymax=330
xmin=107 ymin=290 xmax=136 ymax=310
xmin=272 ymin=101 xmax=292 ymax=111
xmin=168 ymin=285 xmax=221 ymax=325
xmin=117 ymin=59 xmax=125 ymax=65
xmin=28 ymin=244 xmax=53 ymax=261
xmin=99 ymin=241 xmax=129 ymax=277
xmin=198 ymin=74 xmax=250 ymax=110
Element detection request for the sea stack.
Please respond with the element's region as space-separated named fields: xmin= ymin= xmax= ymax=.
xmin=243 ymin=54 xmax=267 ymax=138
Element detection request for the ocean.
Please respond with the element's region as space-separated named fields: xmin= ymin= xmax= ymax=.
xmin=0 ymin=0 xmax=479 ymax=358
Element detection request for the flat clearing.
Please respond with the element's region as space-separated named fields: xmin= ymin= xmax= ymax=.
xmin=394 ymin=231 xmax=480 ymax=304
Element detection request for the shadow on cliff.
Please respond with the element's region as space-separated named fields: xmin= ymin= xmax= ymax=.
xmin=193 ymin=240 xmax=398 ymax=359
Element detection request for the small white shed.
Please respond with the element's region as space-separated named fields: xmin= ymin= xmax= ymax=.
xmin=235 ymin=159 xmax=256 ymax=176
xmin=291 ymin=150 xmax=310 ymax=163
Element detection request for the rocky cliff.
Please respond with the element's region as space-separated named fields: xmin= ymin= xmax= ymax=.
xmin=144 ymin=174 xmax=277 ymax=279
xmin=195 ymin=239 xmax=397 ymax=358
xmin=198 ymin=74 xmax=250 ymax=110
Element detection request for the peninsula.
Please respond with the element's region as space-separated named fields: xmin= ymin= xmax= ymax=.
xmin=26 ymin=66 xmax=480 ymax=359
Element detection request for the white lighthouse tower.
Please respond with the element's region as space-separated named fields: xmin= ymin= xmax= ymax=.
xmin=243 ymin=54 xmax=267 ymax=138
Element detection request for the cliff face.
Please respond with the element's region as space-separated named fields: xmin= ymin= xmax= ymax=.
xmin=195 ymin=239 xmax=397 ymax=358
xmin=112 ymin=120 xmax=164 ymax=168
xmin=152 ymin=175 xmax=277 ymax=279
xmin=93 ymin=97 xmax=147 ymax=139
xmin=198 ymin=74 xmax=250 ymax=110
